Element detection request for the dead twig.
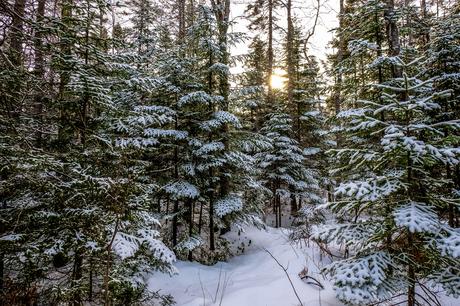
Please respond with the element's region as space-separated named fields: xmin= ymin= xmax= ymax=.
xmin=263 ymin=248 xmax=304 ymax=306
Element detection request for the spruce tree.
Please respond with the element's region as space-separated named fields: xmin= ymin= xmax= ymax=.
xmin=318 ymin=58 xmax=460 ymax=305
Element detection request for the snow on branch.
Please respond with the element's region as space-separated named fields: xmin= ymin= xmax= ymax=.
xmin=214 ymin=194 xmax=243 ymax=217
xmin=163 ymin=181 xmax=200 ymax=199
xmin=200 ymin=110 xmax=242 ymax=131
xmin=393 ymin=202 xmax=440 ymax=234
xmin=178 ymin=91 xmax=223 ymax=107
xmin=334 ymin=177 xmax=402 ymax=202
xmin=325 ymin=252 xmax=401 ymax=305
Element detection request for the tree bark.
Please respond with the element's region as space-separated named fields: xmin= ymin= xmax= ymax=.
xmin=290 ymin=192 xmax=297 ymax=214
xmin=333 ymin=0 xmax=345 ymax=115
xmin=71 ymin=250 xmax=83 ymax=306
xmin=9 ymin=0 xmax=26 ymax=67
xmin=33 ymin=0 xmax=47 ymax=146
xmin=209 ymin=189 xmax=215 ymax=250
xmin=188 ymin=200 xmax=194 ymax=260
xmin=267 ymin=0 xmax=274 ymax=106
xmin=286 ymin=0 xmax=294 ymax=109
xmin=178 ymin=0 xmax=186 ymax=41
xmin=385 ymin=0 xmax=402 ymax=78
xmin=58 ymin=0 xmax=73 ymax=144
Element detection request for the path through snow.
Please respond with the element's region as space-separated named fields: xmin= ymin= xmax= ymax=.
xmin=148 ymin=226 xmax=342 ymax=306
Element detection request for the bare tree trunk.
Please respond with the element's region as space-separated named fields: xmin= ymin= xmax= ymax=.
xmin=286 ymin=0 xmax=301 ymax=144
xmin=172 ymin=198 xmax=179 ymax=246
xmin=385 ymin=0 xmax=402 ymax=78
xmin=4 ymin=0 xmax=26 ymax=122
xmin=454 ymin=165 xmax=460 ymax=227
xmin=209 ymin=188 xmax=215 ymax=250
xmin=188 ymin=200 xmax=194 ymax=260
xmin=9 ymin=0 xmax=26 ymax=67
xmin=198 ymin=201 xmax=203 ymax=234
xmin=272 ymin=183 xmax=278 ymax=228
xmin=71 ymin=250 xmax=83 ymax=306
xmin=89 ymin=256 xmax=93 ymax=302
xmin=277 ymin=190 xmax=282 ymax=227
xmin=178 ymin=0 xmax=186 ymax=41
xmin=80 ymin=0 xmax=91 ymax=146
xmin=0 ymin=252 xmax=3 ymax=294
xmin=104 ymin=218 xmax=119 ymax=306
xmin=33 ymin=0 xmax=47 ymax=146
xmin=290 ymin=192 xmax=297 ymax=214
xmin=186 ymin=0 xmax=196 ymax=29
xmin=267 ymin=0 xmax=274 ymax=106
xmin=447 ymin=165 xmax=455 ymax=227
xmin=286 ymin=0 xmax=294 ymax=110
xmin=58 ymin=0 xmax=73 ymax=144
xmin=407 ymin=232 xmax=416 ymax=306
xmin=333 ymin=0 xmax=345 ymax=115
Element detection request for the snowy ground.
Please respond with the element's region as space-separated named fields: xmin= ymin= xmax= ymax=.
xmin=148 ymin=226 xmax=342 ymax=306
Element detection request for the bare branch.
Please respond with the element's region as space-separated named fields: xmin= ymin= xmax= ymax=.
xmin=263 ymin=248 xmax=304 ymax=306
xmin=303 ymin=0 xmax=321 ymax=57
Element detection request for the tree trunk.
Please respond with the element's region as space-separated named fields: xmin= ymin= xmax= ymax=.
xmin=455 ymin=165 xmax=460 ymax=227
xmin=290 ymin=192 xmax=297 ymax=214
xmin=178 ymin=0 xmax=186 ymax=42
xmin=198 ymin=201 xmax=203 ymax=234
xmin=33 ymin=0 xmax=46 ymax=146
xmin=71 ymin=250 xmax=83 ymax=306
xmin=385 ymin=0 xmax=402 ymax=78
xmin=172 ymin=199 xmax=179 ymax=246
xmin=209 ymin=189 xmax=215 ymax=251
xmin=272 ymin=183 xmax=278 ymax=227
xmin=89 ymin=256 xmax=93 ymax=302
xmin=80 ymin=1 xmax=91 ymax=146
xmin=286 ymin=0 xmax=294 ymax=115
xmin=277 ymin=191 xmax=282 ymax=228
xmin=58 ymin=0 xmax=73 ymax=144
xmin=9 ymin=0 xmax=26 ymax=67
xmin=267 ymin=0 xmax=274 ymax=107
xmin=407 ymin=232 xmax=416 ymax=306
xmin=333 ymin=0 xmax=345 ymax=115
xmin=0 ymin=252 xmax=3 ymax=294
xmin=188 ymin=200 xmax=194 ymax=260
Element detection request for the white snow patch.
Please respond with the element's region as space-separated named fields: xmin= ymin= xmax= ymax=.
xmin=148 ymin=226 xmax=342 ymax=306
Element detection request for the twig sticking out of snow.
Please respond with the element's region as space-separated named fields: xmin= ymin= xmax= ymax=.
xmin=263 ymin=248 xmax=304 ymax=306
xmin=298 ymin=267 xmax=324 ymax=290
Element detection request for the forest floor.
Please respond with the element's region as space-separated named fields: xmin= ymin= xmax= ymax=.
xmin=148 ymin=225 xmax=342 ymax=306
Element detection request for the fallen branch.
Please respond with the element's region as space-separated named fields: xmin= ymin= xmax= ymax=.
xmin=263 ymin=248 xmax=304 ymax=306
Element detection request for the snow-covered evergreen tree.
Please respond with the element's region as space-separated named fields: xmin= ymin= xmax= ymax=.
xmin=256 ymin=113 xmax=321 ymax=227
xmin=0 ymin=1 xmax=176 ymax=303
xmin=318 ymin=58 xmax=460 ymax=305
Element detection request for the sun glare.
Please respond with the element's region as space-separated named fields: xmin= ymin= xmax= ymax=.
xmin=270 ymin=69 xmax=287 ymax=89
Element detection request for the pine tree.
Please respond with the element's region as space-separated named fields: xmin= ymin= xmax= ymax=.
xmin=0 ymin=1 xmax=176 ymax=303
xmin=318 ymin=58 xmax=460 ymax=305
xmin=245 ymin=0 xmax=282 ymax=107
xmin=256 ymin=113 xmax=320 ymax=227
xmin=426 ymin=7 xmax=460 ymax=228
xmin=237 ymin=36 xmax=268 ymax=131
